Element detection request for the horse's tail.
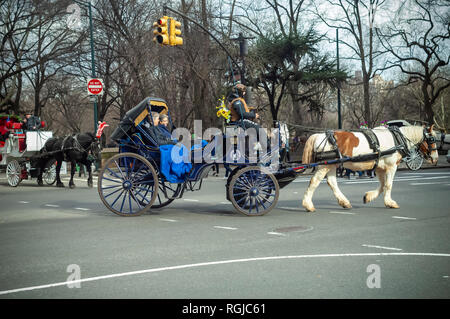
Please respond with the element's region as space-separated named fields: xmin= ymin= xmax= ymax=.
xmin=302 ymin=134 xmax=318 ymax=164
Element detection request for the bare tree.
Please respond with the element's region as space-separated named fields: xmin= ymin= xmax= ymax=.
xmin=0 ymin=0 xmax=85 ymax=114
xmin=376 ymin=0 xmax=450 ymax=124
xmin=314 ymin=0 xmax=388 ymax=127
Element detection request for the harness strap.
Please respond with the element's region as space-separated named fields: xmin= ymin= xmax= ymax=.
xmin=359 ymin=129 xmax=380 ymax=170
xmin=388 ymin=126 xmax=409 ymax=157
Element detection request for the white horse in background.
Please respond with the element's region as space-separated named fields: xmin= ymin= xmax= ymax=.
xmin=301 ymin=125 xmax=439 ymax=212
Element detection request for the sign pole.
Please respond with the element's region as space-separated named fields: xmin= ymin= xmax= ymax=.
xmin=88 ymin=1 xmax=98 ymax=133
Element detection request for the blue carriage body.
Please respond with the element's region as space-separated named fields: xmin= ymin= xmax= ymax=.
xmin=100 ymin=97 xmax=288 ymax=217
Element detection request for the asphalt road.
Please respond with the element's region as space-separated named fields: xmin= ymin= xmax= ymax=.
xmin=0 ymin=168 xmax=449 ymax=300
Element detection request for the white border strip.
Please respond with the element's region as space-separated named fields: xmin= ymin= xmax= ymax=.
xmin=0 ymin=252 xmax=449 ymax=296
xmin=214 ymin=226 xmax=237 ymax=230
xmin=362 ymin=244 xmax=403 ymax=251
xmin=392 ymin=216 xmax=417 ymax=220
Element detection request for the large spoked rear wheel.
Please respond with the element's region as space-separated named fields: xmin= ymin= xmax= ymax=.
xmin=405 ymin=147 xmax=424 ymax=171
xmin=7 ymin=160 xmax=21 ymax=187
xmin=228 ymin=166 xmax=279 ymax=216
xmin=98 ymin=153 xmax=158 ymax=216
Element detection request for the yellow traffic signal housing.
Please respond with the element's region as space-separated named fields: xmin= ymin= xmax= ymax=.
xmin=153 ymin=16 xmax=170 ymax=45
xmin=169 ymin=18 xmax=183 ymax=46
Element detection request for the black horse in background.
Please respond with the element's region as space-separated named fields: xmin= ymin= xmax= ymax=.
xmin=36 ymin=132 xmax=101 ymax=188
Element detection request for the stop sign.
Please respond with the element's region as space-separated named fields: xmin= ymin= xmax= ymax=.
xmin=87 ymin=78 xmax=103 ymax=95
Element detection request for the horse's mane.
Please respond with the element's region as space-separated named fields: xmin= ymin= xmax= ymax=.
xmin=83 ymin=132 xmax=95 ymax=140
xmin=399 ymin=125 xmax=424 ymax=144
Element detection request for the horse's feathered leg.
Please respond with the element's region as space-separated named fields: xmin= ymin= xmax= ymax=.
xmin=302 ymin=165 xmax=330 ymax=212
xmin=326 ymin=166 xmax=352 ymax=209
xmin=69 ymin=160 xmax=76 ymax=188
xmin=383 ymin=165 xmax=400 ymax=208
xmin=55 ymin=156 xmax=64 ymax=187
xmin=363 ymin=167 xmax=385 ymax=204
xmin=36 ymin=157 xmax=45 ymax=186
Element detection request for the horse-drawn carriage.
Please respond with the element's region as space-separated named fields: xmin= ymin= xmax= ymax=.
xmin=98 ymin=97 xmax=439 ymax=216
xmin=0 ymin=115 xmax=56 ymax=187
xmin=97 ymin=97 xmax=298 ymax=217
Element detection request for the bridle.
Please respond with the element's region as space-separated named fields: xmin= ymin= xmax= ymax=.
xmin=89 ymin=138 xmax=102 ymax=160
xmin=417 ymin=127 xmax=438 ymax=160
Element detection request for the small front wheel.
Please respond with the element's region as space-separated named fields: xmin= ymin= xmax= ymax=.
xmin=6 ymin=160 xmax=21 ymax=187
xmin=228 ymin=166 xmax=279 ymax=216
xmin=43 ymin=159 xmax=57 ymax=185
xmin=405 ymin=147 xmax=424 ymax=171
xmin=98 ymin=153 xmax=158 ymax=216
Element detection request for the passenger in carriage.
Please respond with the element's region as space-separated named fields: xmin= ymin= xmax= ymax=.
xmin=143 ymin=112 xmax=176 ymax=145
xmin=158 ymin=114 xmax=172 ymax=139
xmin=0 ymin=124 xmax=10 ymax=145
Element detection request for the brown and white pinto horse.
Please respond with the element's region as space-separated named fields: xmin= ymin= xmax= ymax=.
xmin=301 ymin=125 xmax=439 ymax=212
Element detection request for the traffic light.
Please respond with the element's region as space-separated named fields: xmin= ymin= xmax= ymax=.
xmin=169 ymin=18 xmax=183 ymax=46
xmin=153 ymin=16 xmax=170 ymax=45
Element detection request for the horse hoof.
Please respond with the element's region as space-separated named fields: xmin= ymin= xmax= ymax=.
xmin=57 ymin=183 xmax=65 ymax=188
xmin=387 ymin=204 xmax=400 ymax=209
xmin=69 ymin=184 xmax=76 ymax=189
xmin=88 ymin=181 xmax=93 ymax=188
xmin=37 ymin=180 xmax=43 ymax=186
xmin=363 ymin=194 xmax=368 ymax=204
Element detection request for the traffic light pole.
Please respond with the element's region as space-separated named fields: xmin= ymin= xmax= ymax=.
xmin=162 ymin=6 xmax=242 ymax=77
xmin=336 ymin=28 xmax=342 ymax=130
xmin=73 ymin=0 xmax=98 ymax=133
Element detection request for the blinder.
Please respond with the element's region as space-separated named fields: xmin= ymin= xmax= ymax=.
xmin=420 ymin=128 xmax=438 ymax=158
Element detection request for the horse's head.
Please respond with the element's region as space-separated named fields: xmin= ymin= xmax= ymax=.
xmin=419 ymin=124 xmax=439 ymax=165
xmin=88 ymin=133 xmax=102 ymax=161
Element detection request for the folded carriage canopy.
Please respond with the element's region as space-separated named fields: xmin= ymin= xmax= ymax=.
xmin=110 ymin=97 xmax=169 ymax=142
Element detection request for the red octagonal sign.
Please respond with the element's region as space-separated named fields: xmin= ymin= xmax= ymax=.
xmin=87 ymin=78 xmax=103 ymax=95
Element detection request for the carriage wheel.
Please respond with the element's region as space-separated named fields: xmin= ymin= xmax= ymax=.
xmin=6 ymin=160 xmax=21 ymax=187
xmin=228 ymin=166 xmax=279 ymax=216
xmin=98 ymin=153 xmax=158 ymax=216
xmin=43 ymin=159 xmax=57 ymax=185
xmin=151 ymin=180 xmax=182 ymax=209
xmin=405 ymin=147 xmax=424 ymax=171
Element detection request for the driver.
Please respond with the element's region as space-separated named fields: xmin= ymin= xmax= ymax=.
xmin=228 ymin=84 xmax=260 ymax=131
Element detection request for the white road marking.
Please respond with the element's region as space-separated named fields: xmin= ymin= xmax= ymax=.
xmin=214 ymin=226 xmax=237 ymax=230
xmin=44 ymin=204 xmax=59 ymax=208
xmin=18 ymin=201 xmax=29 ymax=204
xmin=410 ymin=182 xmax=445 ymax=185
xmin=392 ymin=216 xmax=417 ymax=220
xmin=279 ymin=207 xmax=302 ymax=211
xmin=1 ymin=252 xmax=449 ymax=296
xmin=159 ymin=218 xmax=178 ymax=222
xmin=74 ymin=208 xmax=91 ymax=211
xmin=362 ymin=244 xmax=403 ymax=251
xmin=267 ymin=232 xmax=286 ymax=237
xmin=329 ymin=211 xmax=355 ymax=215
xmin=220 ymin=202 xmax=231 ymax=205
xmin=183 ymin=199 xmax=199 ymax=202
